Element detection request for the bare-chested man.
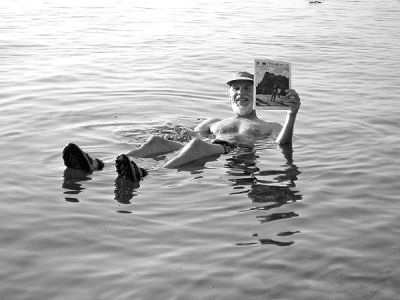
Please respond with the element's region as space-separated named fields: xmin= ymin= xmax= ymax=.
xmin=62 ymin=71 xmax=301 ymax=182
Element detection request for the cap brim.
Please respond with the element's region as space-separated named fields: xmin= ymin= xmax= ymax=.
xmin=226 ymin=78 xmax=254 ymax=85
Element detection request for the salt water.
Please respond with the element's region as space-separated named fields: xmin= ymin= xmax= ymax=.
xmin=0 ymin=0 xmax=399 ymax=299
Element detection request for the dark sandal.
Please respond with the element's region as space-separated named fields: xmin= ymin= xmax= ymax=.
xmin=63 ymin=143 xmax=91 ymax=172
xmin=63 ymin=143 xmax=104 ymax=172
xmin=115 ymin=154 xmax=148 ymax=182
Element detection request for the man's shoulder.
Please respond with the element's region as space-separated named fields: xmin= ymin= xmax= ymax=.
xmin=215 ymin=116 xmax=237 ymax=123
xmin=201 ymin=117 xmax=222 ymax=126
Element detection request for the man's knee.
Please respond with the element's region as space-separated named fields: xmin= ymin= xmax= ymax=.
xmin=144 ymin=135 xmax=183 ymax=152
xmin=187 ymin=137 xmax=205 ymax=148
xmin=147 ymin=135 xmax=164 ymax=143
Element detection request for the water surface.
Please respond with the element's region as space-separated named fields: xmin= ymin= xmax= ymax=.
xmin=0 ymin=0 xmax=399 ymax=299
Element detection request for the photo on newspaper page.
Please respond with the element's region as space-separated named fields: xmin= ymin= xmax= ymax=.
xmin=254 ymin=58 xmax=291 ymax=110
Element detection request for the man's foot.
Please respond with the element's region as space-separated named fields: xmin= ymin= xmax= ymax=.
xmin=115 ymin=154 xmax=148 ymax=182
xmin=62 ymin=143 xmax=104 ymax=172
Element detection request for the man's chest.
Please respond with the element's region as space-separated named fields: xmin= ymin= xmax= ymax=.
xmin=211 ymin=119 xmax=271 ymax=136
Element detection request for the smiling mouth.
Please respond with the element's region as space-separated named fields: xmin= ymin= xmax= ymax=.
xmin=236 ymin=98 xmax=250 ymax=103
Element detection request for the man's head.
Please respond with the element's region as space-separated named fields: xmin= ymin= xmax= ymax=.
xmin=227 ymin=71 xmax=254 ymax=116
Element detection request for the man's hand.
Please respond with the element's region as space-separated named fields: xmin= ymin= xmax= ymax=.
xmin=276 ymin=89 xmax=301 ymax=114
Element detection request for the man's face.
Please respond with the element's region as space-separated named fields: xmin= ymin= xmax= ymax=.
xmin=229 ymin=81 xmax=254 ymax=116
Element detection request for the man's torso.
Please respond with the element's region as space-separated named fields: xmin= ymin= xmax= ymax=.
xmin=210 ymin=117 xmax=272 ymax=135
xmin=209 ymin=117 xmax=278 ymax=146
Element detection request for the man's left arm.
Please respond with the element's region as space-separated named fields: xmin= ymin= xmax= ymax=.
xmin=275 ymin=89 xmax=301 ymax=145
xmin=194 ymin=117 xmax=221 ymax=134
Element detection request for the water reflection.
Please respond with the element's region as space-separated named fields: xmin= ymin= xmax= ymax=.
xmin=225 ymin=145 xmax=302 ymax=246
xmin=62 ymin=168 xmax=92 ymax=202
xmin=114 ymin=176 xmax=140 ymax=204
xmin=62 ymin=168 xmax=141 ymax=204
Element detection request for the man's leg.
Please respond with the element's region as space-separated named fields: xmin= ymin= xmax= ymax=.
xmin=127 ymin=136 xmax=184 ymax=157
xmin=163 ymin=138 xmax=225 ymax=168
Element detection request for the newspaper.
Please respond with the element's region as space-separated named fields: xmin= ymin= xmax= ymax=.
xmin=254 ymin=58 xmax=291 ymax=110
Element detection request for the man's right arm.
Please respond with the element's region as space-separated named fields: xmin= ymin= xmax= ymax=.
xmin=275 ymin=89 xmax=301 ymax=145
xmin=194 ymin=118 xmax=221 ymax=134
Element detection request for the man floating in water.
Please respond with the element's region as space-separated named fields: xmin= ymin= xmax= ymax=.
xmin=63 ymin=71 xmax=301 ymax=182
